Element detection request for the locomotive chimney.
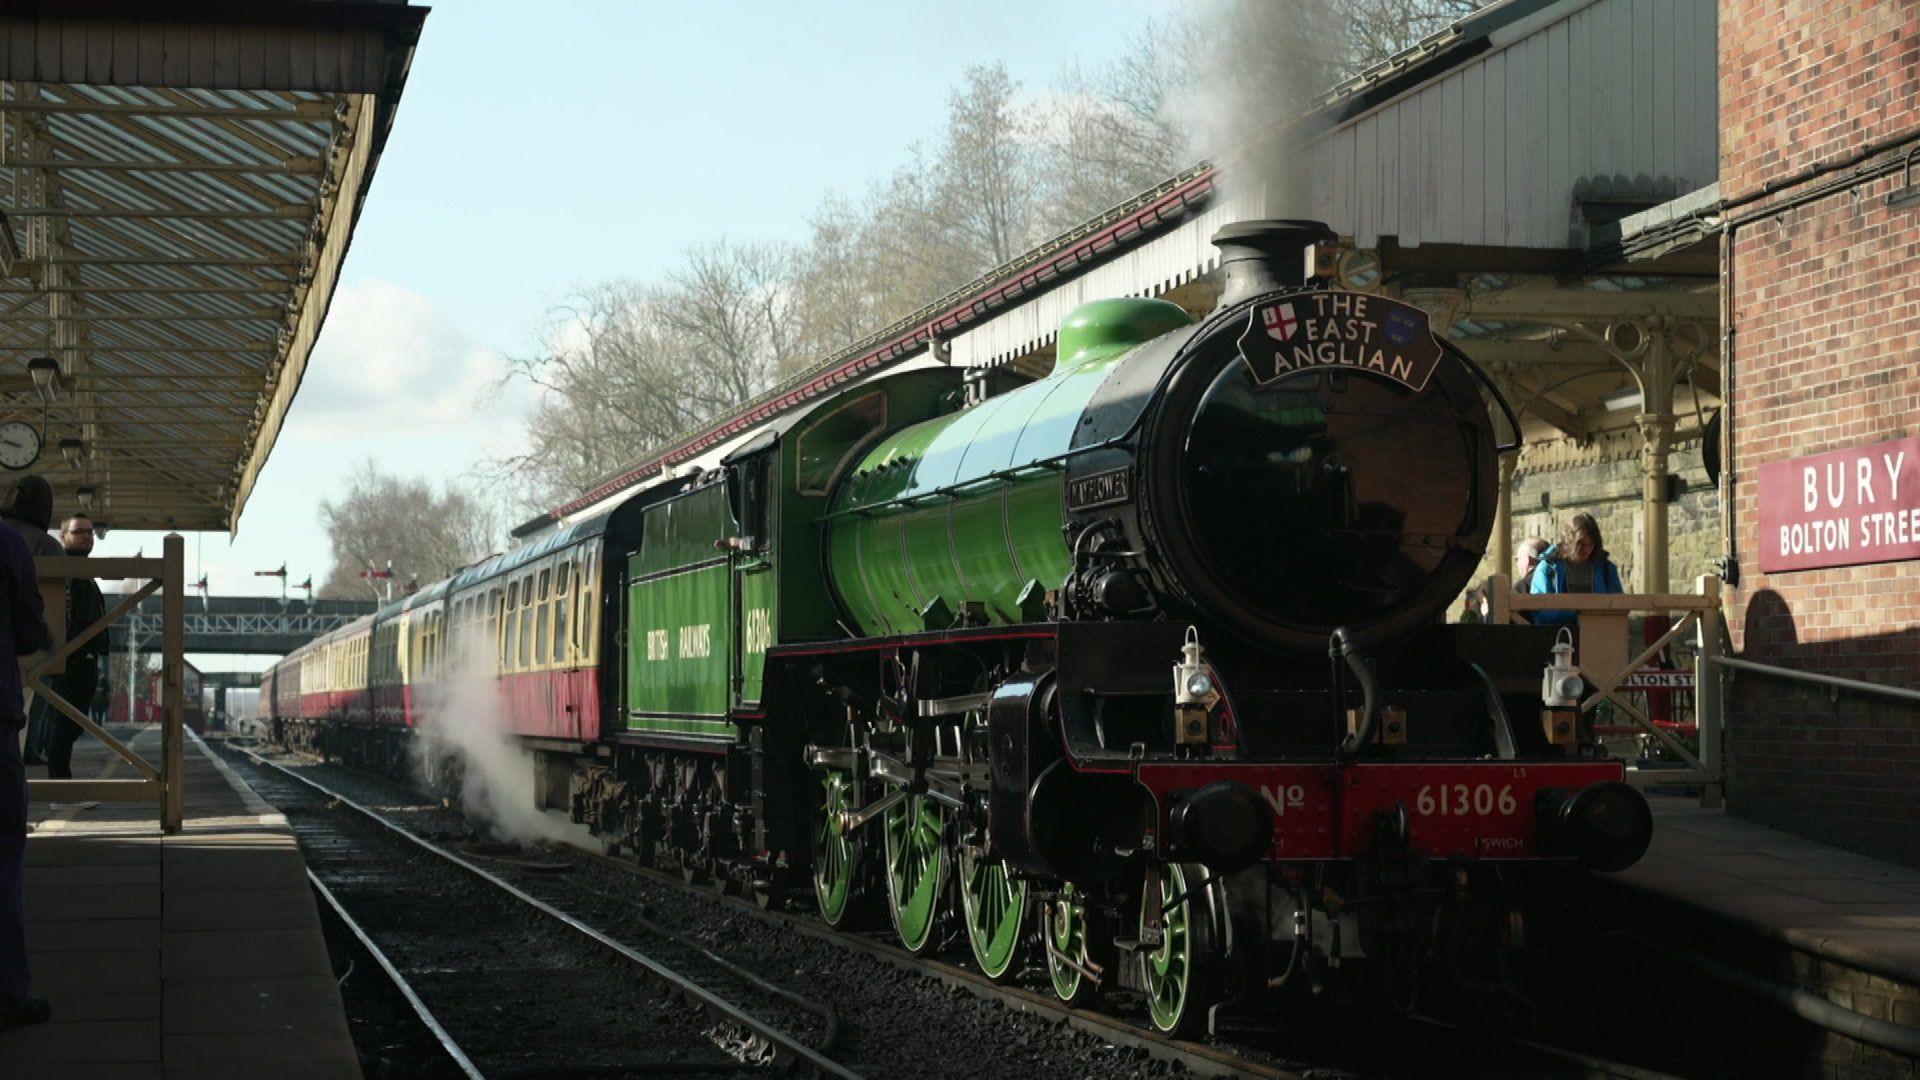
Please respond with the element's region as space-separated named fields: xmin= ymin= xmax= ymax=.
xmin=1210 ymin=219 xmax=1337 ymax=310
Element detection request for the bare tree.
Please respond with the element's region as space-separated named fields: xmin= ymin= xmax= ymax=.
xmin=492 ymin=242 xmax=802 ymax=508
xmin=317 ymin=461 xmax=502 ymax=599
xmin=1037 ymin=25 xmax=1194 ymax=231
xmin=931 ymin=64 xmax=1045 ymax=269
xmin=664 ymin=239 xmax=806 ymax=387
xmin=792 ymin=193 xmax=885 ymax=356
xmin=1340 ymin=0 xmax=1486 ymax=72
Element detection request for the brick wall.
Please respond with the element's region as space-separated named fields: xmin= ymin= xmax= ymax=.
xmin=1722 ymin=0 xmax=1920 ymax=866
xmin=1721 ymin=1 xmax=1920 ymax=200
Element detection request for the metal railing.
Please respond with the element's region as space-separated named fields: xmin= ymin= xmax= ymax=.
xmin=1712 ymin=655 xmax=1920 ymax=705
xmin=1487 ymin=573 xmax=1725 ymax=808
xmin=23 ymin=533 xmax=185 ymax=831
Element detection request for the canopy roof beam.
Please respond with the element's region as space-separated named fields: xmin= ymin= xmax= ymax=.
xmin=0 ymin=2 xmax=426 ymax=530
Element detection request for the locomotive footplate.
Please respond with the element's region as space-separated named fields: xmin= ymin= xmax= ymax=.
xmin=1135 ymin=760 xmax=1637 ymax=865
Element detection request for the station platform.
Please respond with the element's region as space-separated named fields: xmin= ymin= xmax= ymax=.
xmin=1625 ymin=797 xmax=1920 ymax=986
xmin=1600 ymin=795 xmax=1920 ymax=1074
xmin=0 ymin=726 xmax=360 ymax=1079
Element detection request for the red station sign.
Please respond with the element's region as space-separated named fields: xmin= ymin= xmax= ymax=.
xmin=1758 ymin=435 xmax=1920 ymax=573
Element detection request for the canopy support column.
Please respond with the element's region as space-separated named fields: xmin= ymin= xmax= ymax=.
xmin=1636 ymin=320 xmax=1677 ymax=594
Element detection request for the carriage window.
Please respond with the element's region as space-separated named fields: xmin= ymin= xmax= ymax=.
xmin=535 ymin=568 xmax=552 ymax=666
xmin=499 ymin=584 xmax=514 ymax=668
xmin=584 ymin=549 xmax=599 ymax=651
xmin=553 ymin=562 xmax=572 ymax=664
xmin=519 ymin=575 xmax=535 ymax=668
xmin=505 ymin=581 xmax=521 ymax=672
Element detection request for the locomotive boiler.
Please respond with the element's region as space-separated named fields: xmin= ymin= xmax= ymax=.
xmin=264 ymin=219 xmax=1653 ymax=1041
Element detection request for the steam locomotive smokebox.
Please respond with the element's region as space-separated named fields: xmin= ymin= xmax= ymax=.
xmin=1211 ymin=219 xmax=1337 ymax=308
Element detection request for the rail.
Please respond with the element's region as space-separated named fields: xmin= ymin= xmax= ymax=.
xmin=24 ymin=533 xmax=185 ymax=831
xmin=1711 ymin=656 xmax=1920 ymax=705
xmin=231 ymin=743 xmax=860 ymax=1079
xmin=1487 ymin=574 xmax=1725 ymax=808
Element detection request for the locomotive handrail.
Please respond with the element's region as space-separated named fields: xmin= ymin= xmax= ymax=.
xmin=814 ymin=437 xmax=1124 ymax=523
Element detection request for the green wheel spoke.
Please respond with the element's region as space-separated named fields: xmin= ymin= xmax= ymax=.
xmin=1046 ymin=881 xmax=1099 ymax=1005
xmin=1142 ymin=865 xmax=1198 ymax=1034
xmin=883 ymin=794 xmax=947 ymax=953
xmin=959 ymin=843 xmax=1027 ymax=981
xmin=812 ymin=771 xmax=860 ymax=926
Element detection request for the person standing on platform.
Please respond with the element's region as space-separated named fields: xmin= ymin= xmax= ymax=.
xmin=43 ymin=515 xmax=106 ymax=781
xmin=1461 ymin=536 xmax=1555 ymax=623
xmin=89 ymin=669 xmax=110 ymax=727
xmin=2 ymin=477 xmax=60 ymax=768
xmin=1530 ymin=512 xmax=1624 ymax=625
xmin=1515 ymin=537 xmax=1549 ymax=593
xmin=0 ymin=508 xmax=50 ymax=1032
xmin=1506 ymin=536 xmax=1551 ymax=624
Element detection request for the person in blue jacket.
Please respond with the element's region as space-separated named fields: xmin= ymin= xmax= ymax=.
xmin=1529 ymin=512 xmax=1623 ymax=625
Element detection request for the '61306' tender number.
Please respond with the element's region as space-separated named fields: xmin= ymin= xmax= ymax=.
xmin=1416 ymin=783 xmax=1517 ymax=817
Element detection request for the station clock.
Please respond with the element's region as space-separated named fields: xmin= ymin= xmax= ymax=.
xmin=0 ymin=420 xmax=41 ymax=470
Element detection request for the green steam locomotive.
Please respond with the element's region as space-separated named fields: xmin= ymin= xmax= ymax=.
xmin=268 ymin=220 xmax=1651 ymax=1037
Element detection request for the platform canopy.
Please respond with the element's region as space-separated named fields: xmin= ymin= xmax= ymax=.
xmin=0 ymin=1 xmax=426 ymax=530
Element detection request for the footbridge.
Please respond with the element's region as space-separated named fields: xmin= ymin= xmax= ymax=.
xmin=109 ymin=595 xmax=377 ymax=655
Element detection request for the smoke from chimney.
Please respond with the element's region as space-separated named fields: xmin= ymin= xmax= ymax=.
xmin=1159 ymin=0 xmax=1343 ymax=218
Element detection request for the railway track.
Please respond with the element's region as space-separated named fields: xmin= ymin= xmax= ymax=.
xmin=228 ymin=742 xmax=857 ymax=1079
xmin=583 ymin=843 xmax=1684 ymax=1080
xmin=229 ymin=741 xmax=1684 ymax=1080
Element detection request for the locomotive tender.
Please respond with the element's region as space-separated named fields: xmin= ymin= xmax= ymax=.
xmin=263 ymin=220 xmax=1652 ymax=1036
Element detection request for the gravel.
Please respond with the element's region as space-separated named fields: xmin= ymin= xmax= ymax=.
xmin=225 ymin=742 xmax=1735 ymax=1079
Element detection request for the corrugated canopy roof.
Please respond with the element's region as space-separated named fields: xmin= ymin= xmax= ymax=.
xmin=0 ymin=1 xmax=427 ymax=530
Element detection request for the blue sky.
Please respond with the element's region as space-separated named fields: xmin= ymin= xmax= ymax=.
xmin=95 ymin=0 xmax=1173 ymax=666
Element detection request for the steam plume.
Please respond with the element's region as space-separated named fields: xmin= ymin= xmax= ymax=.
xmin=413 ymin=660 xmax=584 ymax=847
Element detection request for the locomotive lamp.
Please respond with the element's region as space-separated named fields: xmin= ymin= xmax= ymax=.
xmin=1541 ymin=629 xmax=1583 ymax=747
xmin=1173 ymin=626 xmax=1220 ymax=749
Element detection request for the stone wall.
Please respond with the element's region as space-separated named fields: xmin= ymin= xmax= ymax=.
xmin=1458 ymin=436 xmax=1721 ymax=604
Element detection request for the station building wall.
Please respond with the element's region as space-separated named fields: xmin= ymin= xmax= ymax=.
xmin=1720 ymin=0 xmax=1920 ymax=866
xmin=1457 ymin=440 xmax=1720 ymax=613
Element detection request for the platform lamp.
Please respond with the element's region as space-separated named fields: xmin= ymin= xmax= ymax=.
xmin=59 ymin=436 xmax=84 ymax=469
xmin=75 ymin=485 xmax=96 ymax=513
xmin=27 ymin=356 xmax=60 ymax=402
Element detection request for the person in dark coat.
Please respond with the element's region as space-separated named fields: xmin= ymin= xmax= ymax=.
xmin=2 ymin=477 xmax=59 ymax=768
xmin=43 ymin=515 xmax=106 ymax=780
xmin=0 ymin=513 xmax=51 ymax=1031
xmin=0 ymin=477 xmax=61 ymax=560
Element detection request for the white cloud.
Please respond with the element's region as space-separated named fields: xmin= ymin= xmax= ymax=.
xmin=285 ymin=278 xmax=532 ymax=444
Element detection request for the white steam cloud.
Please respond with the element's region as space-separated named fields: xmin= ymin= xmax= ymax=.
xmin=413 ymin=659 xmax=584 ymax=847
xmin=1161 ymin=0 xmax=1345 ymax=217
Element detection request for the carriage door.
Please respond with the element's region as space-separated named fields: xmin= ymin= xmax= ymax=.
xmin=727 ymin=448 xmax=776 ymax=710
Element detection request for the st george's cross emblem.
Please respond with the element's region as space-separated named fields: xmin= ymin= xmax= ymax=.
xmin=1263 ymin=302 xmax=1300 ymax=342
xmin=1236 ymin=291 xmax=1444 ymax=392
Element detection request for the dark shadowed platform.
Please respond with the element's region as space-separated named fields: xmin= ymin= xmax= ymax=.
xmin=0 ymin=727 xmax=358 ymax=1078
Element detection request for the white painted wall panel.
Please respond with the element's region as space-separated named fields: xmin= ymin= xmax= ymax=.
xmin=1311 ymin=0 xmax=1717 ymax=248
